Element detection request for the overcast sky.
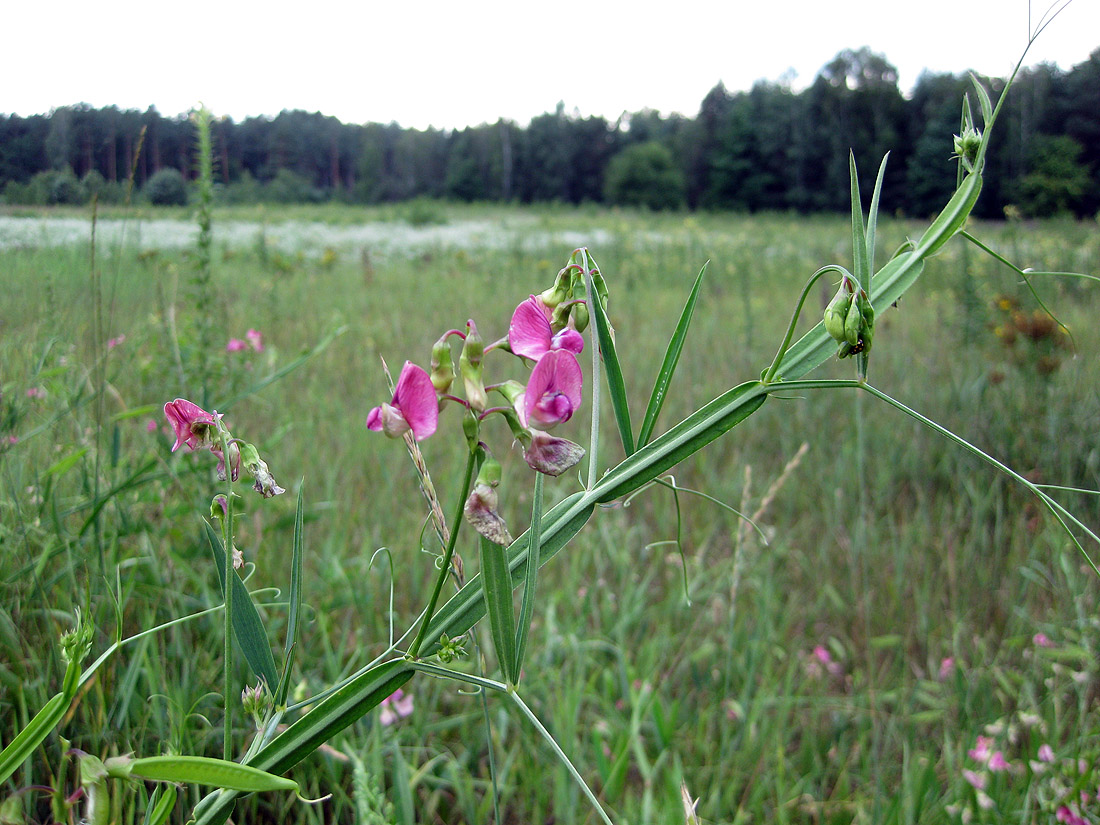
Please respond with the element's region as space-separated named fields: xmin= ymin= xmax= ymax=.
xmin=4 ymin=1 xmax=1097 ymax=129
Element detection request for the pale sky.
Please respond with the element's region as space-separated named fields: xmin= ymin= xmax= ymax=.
xmin=4 ymin=0 xmax=1097 ymax=129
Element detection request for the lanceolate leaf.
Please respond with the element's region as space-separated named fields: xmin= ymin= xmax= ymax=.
xmin=638 ymin=263 xmax=706 ymax=448
xmin=479 ymin=536 xmax=518 ymax=684
xmin=588 ymin=269 xmax=634 ymax=457
xmin=205 ymin=522 xmax=279 ymax=693
xmin=275 ymin=488 xmax=306 ymax=707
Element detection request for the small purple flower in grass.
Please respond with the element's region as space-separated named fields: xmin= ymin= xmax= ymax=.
xmin=1033 ymin=632 xmax=1054 ymax=648
xmin=509 ymin=295 xmax=584 ymax=361
xmin=1038 ymin=744 xmax=1055 ymax=763
xmin=246 ymin=329 xmax=264 ymax=352
xmin=227 ymin=338 xmax=247 ymax=352
xmin=164 ymin=398 xmax=220 ymax=452
xmin=379 ymin=689 xmax=414 ymax=726
xmin=367 ymin=361 xmax=438 ymax=441
xmin=521 ymin=349 xmax=583 ymax=429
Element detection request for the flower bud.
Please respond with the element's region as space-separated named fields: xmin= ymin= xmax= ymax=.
xmin=430 ymin=336 xmax=455 ymax=395
xmin=953 ymin=127 xmax=982 ymax=167
xmin=843 ymin=292 xmax=862 ymax=346
xmin=570 ymin=301 xmax=590 ymax=334
xmin=539 ymin=268 xmax=571 ymax=311
xmin=823 ymin=285 xmax=851 ymax=342
xmin=459 ymin=320 xmax=487 ymax=412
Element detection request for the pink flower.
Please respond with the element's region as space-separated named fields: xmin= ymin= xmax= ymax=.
xmin=246 ymin=329 xmax=264 ymax=352
xmin=146 ymin=419 xmax=159 ymax=433
xmin=968 ymin=736 xmax=994 ymax=763
xmin=1038 ymin=744 xmax=1055 ymax=763
xmin=107 ymin=334 xmax=126 ymax=349
xmin=1057 ymin=805 xmax=1087 ymax=825
xmin=939 ymin=657 xmax=955 ymax=680
xmin=5 ymin=435 xmax=17 ymax=445
xmin=509 ymin=295 xmax=584 ymax=361
xmin=379 ymin=689 xmax=414 ymax=726
xmin=227 ymin=338 xmax=247 ymax=352
xmin=367 ymin=361 xmax=438 ymax=441
xmin=1033 ymin=632 xmax=1054 ymax=648
xmin=163 ymin=398 xmax=219 ymax=452
xmin=521 ymin=349 xmax=583 ymax=429
xmin=988 ymin=751 xmax=1010 ymax=772
xmin=26 ymin=387 xmax=44 ymax=398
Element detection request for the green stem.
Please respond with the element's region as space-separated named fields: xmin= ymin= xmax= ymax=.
xmin=761 ymin=265 xmax=848 ymax=384
xmin=407 ymin=447 xmax=478 ymax=659
xmin=216 ymin=423 xmax=236 ymax=761
xmin=582 ymin=248 xmax=602 ymax=490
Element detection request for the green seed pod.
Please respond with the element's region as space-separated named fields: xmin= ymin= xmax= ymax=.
xmin=823 ymin=287 xmax=851 ymax=342
xmin=843 ymin=293 xmax=862 ymax=346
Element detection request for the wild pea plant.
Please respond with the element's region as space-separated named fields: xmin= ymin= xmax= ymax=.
xmin=3 ymin=8 xmax=1098 ymax=823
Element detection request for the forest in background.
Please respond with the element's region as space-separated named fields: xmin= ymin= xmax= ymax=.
xmin=1 ymin=46 xmax=1098 ymax=218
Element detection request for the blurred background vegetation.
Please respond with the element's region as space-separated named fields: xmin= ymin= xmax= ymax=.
xmin=1 ymin=46 xmax=1098 ymax=218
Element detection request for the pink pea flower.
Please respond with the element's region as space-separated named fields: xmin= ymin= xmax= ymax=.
xmin=988 ymin=751 xmax=1010 ymax=772
xmin=968 ymin=736 xmax=994 ymax=763
xmin=5 ymin=435 xmax=17 ymax=445
xmin=107 ymin=334 xmax=126 ymax=349
xmin=1057 ymin=805 xmax=1087 ymax=825
xmin=379 ymin=689 xmax=414 ymax=726
xmin=227 ymin=338 xmax=247 ymax=352
xmin=164 ymin=398 xmax=220 ymax=452
xmin=521 ymin=349 xmax=583 ymax=429
xmin=1033 ymin=632 xmax=1054 ymax=648
xmin=367 ymin=361 xmax=438 ymax=441
xmin=509 ymin=295 xmax=584 ymax=361
xmin=246 ymin=329 xmax=264 ymax=352
xmin=1038 ymin=744 xmax=1055 ymax=763
xmin=962 ymin=769 xmax=986 ymax=790
xmin=26 ymin=387 xmax=44 ymax=399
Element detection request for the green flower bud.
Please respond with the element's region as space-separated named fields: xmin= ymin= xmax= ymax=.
xmin=823 ymin=286 xmax=851 ymax=342
xmin=458 ymin=320 xmax=487 ymax=412
xmin=429 ymin=336 xmax=455 ymax=395
xmin=843 ymin=292 xmax=862 ymax=346
xmin=571 ymin=301 xmax=590 ymax=334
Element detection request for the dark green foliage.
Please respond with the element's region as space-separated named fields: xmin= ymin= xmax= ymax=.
xmin=603 ymin=140 xmax=685 ymax=210
xmin=1015 ymin=135 xmax=1090 ymax=216
xmin=143 ymin=167 xmax=188 ymax=206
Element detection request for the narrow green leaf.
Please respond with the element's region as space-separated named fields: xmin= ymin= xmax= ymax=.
xmin=44 ymin=448 xmax=88 ymax=477
xmin=914 ymin=173 xmax=983 ymax=258
xmin=866 ymin=153 xmax=890 ymax=296
xmin=205 ymin=522 xmax=279 ymax=692
xmin=849 ymin=152 xmax=868 ymax=285
xmin=513 ymin=472 xmax=544 ymax=681
xmin=392 ymin=743 xmax=415 ymax=825
xmin=637 ymin=263 xmax=706 ymax=448
xmin=592 ymin=381 xmax=768 ymax=504
xmin=275 ymin=487 xmax=305 ymax=707
xmin=480 ymin=536 xmax=518 ymax=684
xmin=969 ymin=72 xmax=993 ymax=126
xmin=0 ymin=692 xmax=68 ymax=784
xmin=144 ymin=783 xmax=176 ymax=825
xmin=588 ymin=276 xmax=634 ymax=456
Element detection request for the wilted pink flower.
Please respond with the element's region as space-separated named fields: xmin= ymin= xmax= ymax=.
xmin=523 ymin=430 xmax=585 ymax=476
xmin=246 ymin=329 xmax=264 ymax=352
xmin=107 ymin=334 xmax=126 ymax=349
xmin=227 ymin=338 xmax=247 ymax=352
xmin=367 ymin=361 xmax=438 ymax=441
xmin=1033 ymin=632 xmax=1054 ymax=648
xmin=939 ymin=657 xmax=955 ymax=680
xmin=521 ymin=349 xmax=583 ymax=429
xmin=464 ymin=481 xmax=513 ymax=546
xmin=379 ymin=689 xmax=414 ymax=726
xmin=164 ymin=398 xmax=220 ymax=452
xmin=509 ymin=295 xmax=584 ymax=360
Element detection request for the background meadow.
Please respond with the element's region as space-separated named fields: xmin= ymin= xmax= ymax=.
xmin=2 ymin=201 xmax=1099 ymax=823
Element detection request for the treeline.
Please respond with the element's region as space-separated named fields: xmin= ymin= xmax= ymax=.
xmin=2 ymin=47 xmax=1098 ymax=218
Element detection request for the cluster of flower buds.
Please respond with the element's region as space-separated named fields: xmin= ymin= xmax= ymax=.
xmin=823 ymin=276 xmax=875 ymax=359
xmin=367 ymin=255 xmax=600 ymax=545
xmin=163 ymin=398 xmax=286 ymax=499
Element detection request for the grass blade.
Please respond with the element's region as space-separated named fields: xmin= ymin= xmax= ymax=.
xmin=850 ymin=152 xmax=867 ymax=285
xmin=637 ymin=262 xmax=706 ymax=448
xmin=205 ymin=521 xmax=279 ymax=692
xmin=479 ymin=535 xmax=518 ymax=684
xmin=866 ymin=153 xmax=890 ymax=296
xmin=588 ymin=267 xmax=634 ymax=457
xmin=275 ymin=487 xmax=305 ymax=706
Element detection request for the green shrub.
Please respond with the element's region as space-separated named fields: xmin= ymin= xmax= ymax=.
xmin=603 ymin=141 xmax=685 ymax=210
xmin=144 ymin=168 xmax=189 ymax=206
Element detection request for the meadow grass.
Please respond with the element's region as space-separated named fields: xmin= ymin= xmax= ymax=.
xmin=1 ymin=203 xmax=1099 ymax=824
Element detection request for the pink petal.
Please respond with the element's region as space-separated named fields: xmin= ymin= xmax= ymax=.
xmin=551 ymin=327 xmax=585 ymax=354
xmin=509 ymin=296 xmax=553 ymax=360
xmin=164 ymin=398 xmax=218 ymax=451
xmin=392 ymin=361 xmax=438 ymax=441
xmin=523 ymin=350 xmax=583 ymax=429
